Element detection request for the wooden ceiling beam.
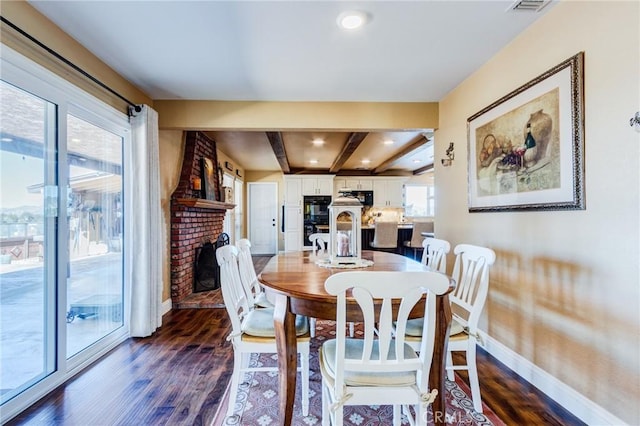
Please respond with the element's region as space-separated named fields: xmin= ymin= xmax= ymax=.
xmin=372 ymin=135 xmax=430 ymax=174
xmin=265 ymin=131 xmax=290 ymax=174
xmin=413 ymin=164 xmax=434 ymax=175
xmin=329 ymin=132 xmax=369 ymax=173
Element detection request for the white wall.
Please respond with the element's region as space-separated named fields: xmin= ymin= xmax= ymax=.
xmin=434 ymin=1 xmax=639 ymax=424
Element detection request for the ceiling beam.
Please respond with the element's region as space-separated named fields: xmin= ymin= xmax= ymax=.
xmin=372 ymin=135 xmax=430 ymax=174
xmin=413 ymin=164 xmax=434 ymax=175
xmin=265 ymin=131 xmax=290 ymax=174
xmin=329 ymin=132 xmax=369 ymax=173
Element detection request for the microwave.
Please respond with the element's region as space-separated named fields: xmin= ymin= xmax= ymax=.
xmin=345 ymin=190 xmax=373 ymax=206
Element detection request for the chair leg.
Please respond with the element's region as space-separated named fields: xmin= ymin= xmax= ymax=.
xmin=348 ymin=322 xmax=354 ymax=337
xmin=321 ymin=379 xmax=330 ymax=426
xmin=446 ymin=350 xmax=455 ymax=381
xmin=392 ymin=405 xmax=401 ymax=426
xmin=226 ymin=348 xmax=243 ymax=417
xmin=310 ymin=317 xmax=316 ymax=338
xmin=467 ymin=343 xmax=483 ymax=413
xmin=300 ymin=347 xmax=310 ymax=416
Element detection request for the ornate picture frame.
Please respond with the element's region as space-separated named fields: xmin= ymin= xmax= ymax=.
xmin=467 ymin=52 xmax=585 ymax=212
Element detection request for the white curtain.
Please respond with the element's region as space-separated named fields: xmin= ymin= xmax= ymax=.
xmin=128 ymin=105 xmax=162 ymax=337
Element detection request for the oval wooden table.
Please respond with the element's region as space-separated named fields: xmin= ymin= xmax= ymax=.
xmin=258 ymin=250 xmax=454 ymax=426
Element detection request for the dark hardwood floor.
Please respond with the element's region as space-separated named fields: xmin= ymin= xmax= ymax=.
xmin=8 ymin=256 xmax=585 ymax=426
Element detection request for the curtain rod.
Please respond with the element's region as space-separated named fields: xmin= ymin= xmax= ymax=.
xmin=1 ymin=16 xmax=142 ymax=115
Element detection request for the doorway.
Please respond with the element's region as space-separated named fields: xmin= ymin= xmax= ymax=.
xmin=248 ymin=182 xmax=277 ymax=255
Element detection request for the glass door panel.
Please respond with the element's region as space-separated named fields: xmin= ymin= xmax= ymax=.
xmin=0 ymin=81 xmax=57 ymax=404
xmin=66 ymin=114 xmax=124 ymax=358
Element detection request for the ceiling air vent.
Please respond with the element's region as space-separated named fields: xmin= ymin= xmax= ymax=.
xmin=508 ymin=0 xmax=551 ymax=12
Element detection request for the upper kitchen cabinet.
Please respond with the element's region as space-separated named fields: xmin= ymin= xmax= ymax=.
xmin=301 ymin=175 xmax=334 ymax=196
xmin=372 ymin=178 xmax=407 ymax=208
xmin=334 ymin=178 xmax=373 ymax=195
xmin=284 ymin=176 xmax=302 ymax=206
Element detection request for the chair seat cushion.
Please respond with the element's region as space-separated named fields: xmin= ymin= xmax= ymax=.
xmin=404 ymin=317 xmax=465 ymax=337
xmin=242 ymin=308 xmax=309 ymax=337
xmin=254 ymin=291 xmax=274 ymax=308
xmin=320 ymin=338 xmax=418 ymax=387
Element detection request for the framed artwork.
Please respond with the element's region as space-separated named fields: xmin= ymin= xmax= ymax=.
xmin=467 ymin=52 xmax=585 ymax=212
xmin=201 ymin=157 xmax=217 ymax=201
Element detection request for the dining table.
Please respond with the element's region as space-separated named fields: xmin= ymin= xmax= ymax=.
xmin=258 ymin=250 xmax=454 ymax=426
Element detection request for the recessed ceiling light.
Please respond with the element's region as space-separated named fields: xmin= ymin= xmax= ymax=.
xmin=383 ymin=139 xmax=394 ymax=145
xmin=413 ymin=159 xmax=422 ymax=163
xmin=337 ymin=11 xmax=368 ymax=30
xmin=309 ymin=159 xmax=318 ymax=164
xmin=312 ymin=138 xmax=325 ymax=146
xmin=361 ymin=159 xmax=371 ymax=165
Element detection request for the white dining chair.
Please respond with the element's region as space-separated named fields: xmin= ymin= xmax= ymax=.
xmin=308 ymin=232 xmax=330 ymax=257
xmin=236 ymin=238 xmax=273 ymax=309
xmin=216 ymin=244 xmax=310 ymax=419
xmin=404 ymin=243 xmax=496 ymax=413
xmin=420 ymin=237 xmax=451 ymax=273
xmin=319 ymin=270 xmax=452 ymax=426
xmin=306 ymin=232 xmax=354 ymax=337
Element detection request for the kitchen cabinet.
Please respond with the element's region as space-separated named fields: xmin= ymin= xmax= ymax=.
xmin=283 ymin=206 xmax=302 ymax=252
xmin=301 ymin=176 xmax=333 ymax=195
xmin=334 ymin=178 xmax=373 ymax=194
xmin=283 ymin=175 xmax=333 ymax=251
xmin=372 ymin=178 xmax=406 ymax=208
xmin=284 ymin=176 xmax=302 ymax=206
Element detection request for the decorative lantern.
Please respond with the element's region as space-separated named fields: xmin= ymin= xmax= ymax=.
xmin=328 ymin=194 xmax=363 ymax=265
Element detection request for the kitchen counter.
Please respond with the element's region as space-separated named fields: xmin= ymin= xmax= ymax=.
xmin=362 ymin=223 xmax=414 ymax=229
xmin=314 ymin=223 xmax=414 ymax=254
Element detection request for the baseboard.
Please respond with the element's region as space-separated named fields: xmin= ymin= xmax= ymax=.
xmin=480 ymin=331 xmax=627 ymax=425
xmin=162 ymin=298 xmax=172 ymax=316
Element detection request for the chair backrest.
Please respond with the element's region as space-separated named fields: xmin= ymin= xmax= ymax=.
xmin=421 ymin=237 xmax=451 ymax=273
xmin=216 ymin=244 xmax=250 ymax=338
xmin=308 ymin=233 xmax=329 ymax=256
xmin=324 ymin=271 xmax=452 ymax=391
xmin=236 ymin=238 xmax=261 ymax=305
xmin=450 ymin=244 xmax=496 ymax=334
xmin=409 ymin=221 xmax=434 ymax=247
xmin=372 ymin=221 xmax=398 ymax=248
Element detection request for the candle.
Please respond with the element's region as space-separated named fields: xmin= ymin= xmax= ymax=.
xmin=192 ymin=177 xmax=202 ymax=191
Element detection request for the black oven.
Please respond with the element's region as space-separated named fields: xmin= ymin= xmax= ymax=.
xmin=345 ymin=190 xmax=373 ymax=206
xmin=303 ymin=195 xmax=331 ymax=245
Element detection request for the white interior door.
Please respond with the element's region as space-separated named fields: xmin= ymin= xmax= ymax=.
xmin=248 ymin=182 xmax=277 ymax=255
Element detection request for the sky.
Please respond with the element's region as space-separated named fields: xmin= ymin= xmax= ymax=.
xmin=0 ymin=150 xmax=43 ymax=210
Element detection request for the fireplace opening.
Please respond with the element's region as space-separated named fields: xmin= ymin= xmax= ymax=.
xmin=193 ymin=233 xmax=229 ymax=293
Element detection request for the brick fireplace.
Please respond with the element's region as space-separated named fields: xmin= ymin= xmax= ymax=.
xmin=170 ymin=131 xmax=234 ymax=307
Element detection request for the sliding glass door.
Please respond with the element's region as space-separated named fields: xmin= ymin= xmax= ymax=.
xmin=0 ymin=80 xmax=57 ymax=406
xmin=0 ymin=46 xmax=130 ymax=421
xmin=65 ymin=113 xmax=124 ymax=358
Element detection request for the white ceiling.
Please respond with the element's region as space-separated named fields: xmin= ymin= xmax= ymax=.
xmin=27 ymin=0 xmax=555 ymax=173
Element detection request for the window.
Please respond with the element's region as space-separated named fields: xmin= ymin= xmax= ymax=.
xmin=404 ymin=183 xmax=435 ymax=217
xmin=1 ymin=45 xmax=130 ymax=422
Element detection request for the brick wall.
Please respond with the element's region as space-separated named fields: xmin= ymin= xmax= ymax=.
xmin=170 ymin=131 xmax=226 ymax=305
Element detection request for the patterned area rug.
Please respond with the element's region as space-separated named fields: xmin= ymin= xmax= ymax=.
xmin=214 ymin=320 xmax=505 ymax=426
